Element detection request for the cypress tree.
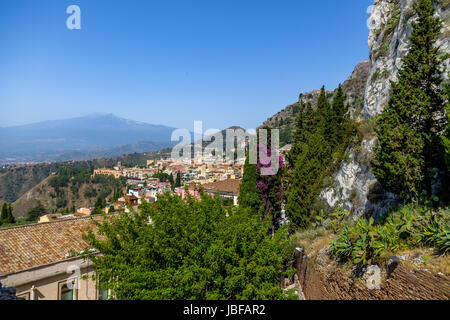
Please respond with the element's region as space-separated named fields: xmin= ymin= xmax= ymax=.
xmin=287 ymin=101 xmax=306 ymax=167
xmin=7 ymin=204 xmax=15 ymax=224
xmin=175 ymin=172 xmax=182 ymax=188
xmin=286 ymin=132 xmax=328 ymax=229
xmin=286 ymin=87 xmax=332 ymax=229
xmin=169 ymin=173 xmax=174 ymax=189
xmin=1 ymin=203 xmax=8 ymax=222
xmin=442 ymin=84 xmax=450 ymax=171
xmin=239 ymin=151 xmax=262 ymax=211
xmin=372 ymin=0 xmax=447 ymax=199
xmin=330 ymin=84 xmax=347 ymax=146
xmin=316 ymin=86 xmax=329 ymax=128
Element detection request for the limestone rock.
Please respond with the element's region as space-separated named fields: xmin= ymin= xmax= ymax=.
xmin=321 ymin=0 xmax=449 ymax=219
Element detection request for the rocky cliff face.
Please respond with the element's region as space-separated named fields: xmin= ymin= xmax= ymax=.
xmin=321 ymin=0 xmax=449 ymax=218
xmin=365 ymin=0 xmax=449 ymax=118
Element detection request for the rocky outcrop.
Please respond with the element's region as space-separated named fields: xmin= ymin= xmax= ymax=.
xmin=364 ymin=0 xmax=449 ymax=118
xmin=342 ymin=60 xmax=371 ymax=120
xmin=321 ymin=136 xmax=400 ymax=219
xmin=321 ymin=0 xmax=449 ymax=218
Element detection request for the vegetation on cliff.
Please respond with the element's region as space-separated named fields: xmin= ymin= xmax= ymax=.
xmin=372 ymin=0 xmax=448 ymax=200
xmin=285 ymin=86 xmax=356 ymax=229
xmin=329 ymin=204 xmax=450 ymax=265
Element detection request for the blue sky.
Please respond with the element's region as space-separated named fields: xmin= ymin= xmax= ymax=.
xmin=0 ymin=0 xmax=373 ymax=131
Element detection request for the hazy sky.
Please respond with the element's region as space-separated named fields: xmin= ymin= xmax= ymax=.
xmin=0 ymin=0 xmax=373 ymax=131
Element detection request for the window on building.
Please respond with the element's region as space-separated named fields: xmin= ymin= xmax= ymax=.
xmin=58 ymin=279 xmax=78 ymax=300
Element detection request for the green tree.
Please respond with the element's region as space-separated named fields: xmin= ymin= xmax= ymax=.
xmin=92 ymin=197 xmax=105 ymax=215
xmin=175 ymin=171 xmax=182 ymax=188
xmin=82 ymin=194 xmax=292 ymax=300
xmin=286 ymin=86 xmax=332 ymax=229
xmin=286 ymin=132 xmax=329 ymax=229
xmin=442 ymin=84 xmax=450 ymax=171
xmin=26 ymin=202 xmax=47 ymax=222
xmin=0 ymin=203 xmax=8 ymax=225
xmin=286 ymin=101 xmax=306 ymax=167
xmin=169 ymin=173 xmax=175 ymax=190
xmin=238 ymin=152 xmax=262 ymax=211
xmin=329 ymin=84 xmax=348 ymax=146
xmin=372 ymin=0 xmax=448 ymax=199
xmin=7 ymin=204 xmax=15 ymax=224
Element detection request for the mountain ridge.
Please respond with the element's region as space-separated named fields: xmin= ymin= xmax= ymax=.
xmin=0 ymin=113 xmax=178 ymax=164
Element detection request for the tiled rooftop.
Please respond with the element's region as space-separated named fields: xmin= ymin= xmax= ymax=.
xmin=203 ymin=179 xmax=242 ymax=196
xmin=0 ymin=217 xmax=101 ymax=275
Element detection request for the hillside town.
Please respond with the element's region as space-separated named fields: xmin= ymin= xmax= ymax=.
xmin=33 ymin=154 xmax=250 ymax=224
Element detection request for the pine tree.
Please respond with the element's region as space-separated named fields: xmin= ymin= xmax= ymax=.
xmin=25 ymin=202 xmax=47 ymax=222
xmin=372 ymin=0 xmax=447 ymax=199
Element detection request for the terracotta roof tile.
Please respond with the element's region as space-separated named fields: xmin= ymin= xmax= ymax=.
xmin=203 ymin=179 xmax=242 ymax=196
xmin=0 ymin=216 xmax=104 ymax=275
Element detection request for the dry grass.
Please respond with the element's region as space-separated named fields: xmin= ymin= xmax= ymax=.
xmin=291 ymin=227 xmax=330 ymax=252
xmin=398 ymin=248 xmax=450 ymax=276
xmin=290 ymin=227 xmax=335 ymax=267
xmin=357 ymin=120 xmax=377 ymax=139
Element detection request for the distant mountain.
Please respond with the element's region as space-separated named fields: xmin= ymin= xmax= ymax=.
xmin=0 ymin=114 xmax=178 ymax=164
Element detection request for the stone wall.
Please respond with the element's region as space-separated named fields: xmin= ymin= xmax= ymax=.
xmin=295 ymin=250 xmax=450 ymax=300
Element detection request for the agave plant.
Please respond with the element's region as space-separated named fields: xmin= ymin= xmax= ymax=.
xmin=435 ymin=227 xmax=450 ymax=255
xmin=330 ymin=227 xmax=352 ymax=261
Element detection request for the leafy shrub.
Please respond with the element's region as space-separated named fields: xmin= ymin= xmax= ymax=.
xmin=435 ymin=228 xmax=450 ymax=254
xmin=313 ymin=208 xmax=350 ymax=233
xmin=329 ymin=204 xmax=450 ymax=265
xmin=330 ymin=227 xmax=352 ymax=261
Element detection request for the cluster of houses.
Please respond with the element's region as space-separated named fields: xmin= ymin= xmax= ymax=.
xmin=93 ymin=157 xmax=244 ymax=186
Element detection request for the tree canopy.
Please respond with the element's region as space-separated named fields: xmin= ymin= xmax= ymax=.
xmin=83 ymin=193 xmax=293 ymax=300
